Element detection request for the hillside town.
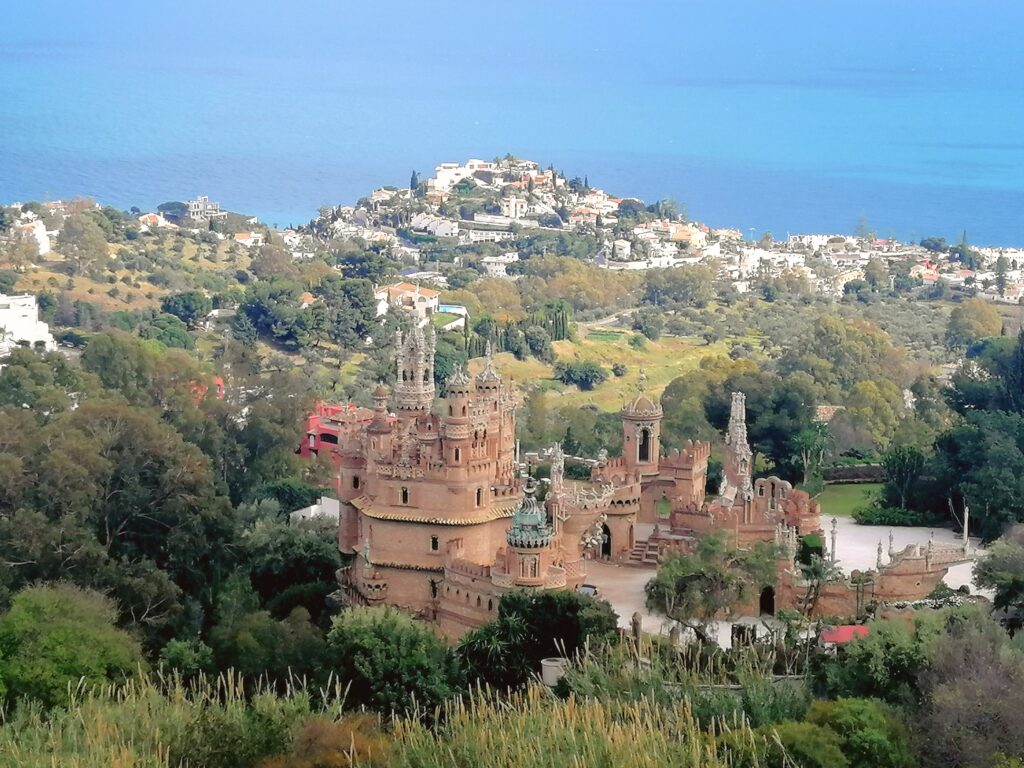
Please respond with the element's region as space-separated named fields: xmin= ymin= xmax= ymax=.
xmin=296 ymin=156 xmax=1024 ymax=302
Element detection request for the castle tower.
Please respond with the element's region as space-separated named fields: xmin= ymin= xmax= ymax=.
xmin=504 ymin=484 xmax=557 ymax=588
xmin=722 ymin=391 xmax=753 ymax=500
xmin=621 ymin=368 xmax=662 ymax=476
xmin=474 ymin=340 xmax=502 ymax=397
xmin=394 ymin=326 xmax=435 ymax=413
xmin=442 ymin=364 xmax=473 ymax=466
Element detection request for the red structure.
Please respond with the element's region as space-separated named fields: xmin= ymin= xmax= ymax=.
xmin=299 ymin=402 xmax=394 ymax=493
xmin=188 ymin=375 xmax=225 ymax=404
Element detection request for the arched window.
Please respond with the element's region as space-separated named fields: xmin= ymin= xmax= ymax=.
xmin=430 ymin=535 xmax=438 ymax=551
xmin=401 ymin=487 xmax=409 ymax=505
xmin=462 ymin=405 xmax=467 ymax=416
xmin=488 ymin=599 xmax=493 ymax=611
xmin=476 ymin=487 xmax=483 ymax=506
xmin=352 ymin=476 xmax=360 ymax=490
xmin=476 ymin=595 xmax=481 ymax=607
xmin=638 ymin=428 xmax=652 ymax=462
xmin=454 ymin=447 xmax=461 ymax=462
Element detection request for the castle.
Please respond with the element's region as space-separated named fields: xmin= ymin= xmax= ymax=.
xmin=328 ymin=329 xmax=972 ymax=638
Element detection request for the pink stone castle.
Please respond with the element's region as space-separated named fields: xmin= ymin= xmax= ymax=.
xmin=331 ymin=330 xmax=971 ymax=638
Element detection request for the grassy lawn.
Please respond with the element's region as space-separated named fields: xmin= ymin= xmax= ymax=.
xmin=817 ymin=482 xmax=882 ymax=517
xmin=432 ymin=312 xmax=461 ymax=328
xmin=466 ymin=323 xmax=727 ymax=411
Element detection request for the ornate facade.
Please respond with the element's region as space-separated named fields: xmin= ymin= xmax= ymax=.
xmin=333 ymin=332 xmax=970 ymax=638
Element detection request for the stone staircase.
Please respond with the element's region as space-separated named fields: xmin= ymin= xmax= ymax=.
xmin=628 ymin=538 xmax=660 ymax=567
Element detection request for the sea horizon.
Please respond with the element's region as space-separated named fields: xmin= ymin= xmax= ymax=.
xmin=3 ymin=1 xmax=1024 ymax=246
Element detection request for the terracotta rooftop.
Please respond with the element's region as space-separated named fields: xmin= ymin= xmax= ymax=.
xmin=821 ymin=625 xmax=869 ymax=644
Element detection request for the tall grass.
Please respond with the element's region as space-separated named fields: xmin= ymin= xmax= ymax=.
xmin=0 ymin=672 xmax=320 ymax=768
xmin=385 ymin=685 xmax=746 ymax=768
xmin=0 ymin=652 xmax=785 ymax=767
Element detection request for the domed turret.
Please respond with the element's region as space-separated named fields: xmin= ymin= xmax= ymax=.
xmin=506 ymin=484 xmax=554 ymax=549
xmin=620 ymin=369 xmax=662 ymax=473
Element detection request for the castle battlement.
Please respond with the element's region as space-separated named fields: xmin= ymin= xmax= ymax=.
xmin=660 ymin=440 xmax=711 ymax=470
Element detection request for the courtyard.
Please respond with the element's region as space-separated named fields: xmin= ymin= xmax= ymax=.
xmin=585 ymin=517 xmax=984 ymax=643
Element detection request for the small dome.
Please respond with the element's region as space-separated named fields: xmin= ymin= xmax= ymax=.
xmin=506 ymin=485 xmax=554 ymax=549
xmin=373 ymin=383 xmax=388 ymax=399
xmin=623 ymin=392 xmax=661 ymax=416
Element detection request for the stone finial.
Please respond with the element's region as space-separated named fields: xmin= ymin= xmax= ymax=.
xmin=550 ymin=442 xmax=565 ymax=494
xmin=638 ymin=367 xmax=647 ymax=392
xmin=888 ymin=530 xmax=895 ymax=558
xmin=876 ymin=540 xmax=884 ymax=570
xmin=830 ymin=517 xmax=838 ymax=564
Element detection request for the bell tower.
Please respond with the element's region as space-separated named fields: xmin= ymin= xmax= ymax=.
xmin=394 ymin=326 xmax=435 ymax=413
xmin=621 ymin=369 xmax=662 ymax=476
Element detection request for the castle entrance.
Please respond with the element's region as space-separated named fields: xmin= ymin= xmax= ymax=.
xmin=759 ymin=586 xmax=775 ymax=616
xmin=600 ymin=523 xmax=612 ymax=559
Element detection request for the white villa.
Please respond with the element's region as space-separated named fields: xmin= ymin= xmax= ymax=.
xmin=0 ymin=293 xmax=56 ymax=359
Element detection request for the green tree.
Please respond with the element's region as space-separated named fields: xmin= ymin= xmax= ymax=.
xmin=934 ymin=410 xmax=1024 ymax=539
xmin=158 ymin=637 xmax=215 ymax=679
xmin=946 ymin=298 xmax=1002 ymax=350
xmin=805 ymin=698 xmax=914 ymax=768
xmin=881 ymin=445 xmax=926 ymax=510
xmin=645 ymin=532 xmax=778 ymax=644
xmin=793 ymin=422 xmax=831 ymax=485
xmin=0 ymin=584 xmax=144 ymax=708
xmin=325 ymin=606 xmax=460 ymax=716
xmin=58 ymin=213 xmax=109 ymax=275
xmin=819 ymin=612 xmax=942 ymax=704
xmin=995 ymin=255 xmax=1010 ymax=297
xmin=553 ymin=360 xmax=608 ymax=390
xmin=863 ymin=258 xmax=888 ymax=289
xmin=974 ymin=535 xmax=1024 ymax=623
xmin=458 ymin=590 xmax=618 ymax=690
xmin=240 ymin=519 xmax=342 ymax=608
xmin=161 ymin=291 xmax=213 ymax=329
xmin=915 ymin=609 xmax=1024 ymax=767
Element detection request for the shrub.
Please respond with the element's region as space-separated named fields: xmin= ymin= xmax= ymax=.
xmin=852 ymin=506 xmax=941 ymax=526
xmin=261 ymin=714 xmax=391 ymax=768
xmin=612 ymin=362 xmax=628 ymax=377
xmin=325 ymin=607 xmax=460 ymax=717
xmin=553 ymin=360 xmax=608 ymax=390
xmin=458 ymin=589 xmax=618 ymax=691
xmin=760 ymin=721 xmax=849 ymax=768
xmin=159 ymin=638 xmax=215 ymax=679
xmin=805 ymin=698 xmax=914 ymax=768
xmin=0 ymin=584 xmax=145 ymax=708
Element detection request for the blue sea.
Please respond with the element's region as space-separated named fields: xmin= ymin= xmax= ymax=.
xmin=2 ymin=1 xmax=1024 ymax=244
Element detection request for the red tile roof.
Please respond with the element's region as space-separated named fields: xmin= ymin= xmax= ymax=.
xmin=821 ymin=625 xmax=869 ymax=644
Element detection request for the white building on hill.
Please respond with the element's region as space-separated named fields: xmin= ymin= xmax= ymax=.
xmin=0 ymin=294 xmax=56 ymax=359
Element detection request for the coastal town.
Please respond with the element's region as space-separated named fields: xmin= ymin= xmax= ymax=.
xmin=1 ymin=155 xmax=1023 ymax=767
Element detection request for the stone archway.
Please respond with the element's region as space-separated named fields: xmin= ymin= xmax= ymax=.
xmin=759 ymin=586 xmax=776 ymax=617
xmin=600 ymin=522 xmax=612 ymax=559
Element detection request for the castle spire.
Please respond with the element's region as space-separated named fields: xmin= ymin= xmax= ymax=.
xmin=394 ymin=325 xmax=435 ymax=412
xmin=476 ymin=337 xmax=501 ymax=388
xmin=722 ymin=391 xmax=753 ymax=499
xmin=726 ymin=391 xmax=751 ymax=455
